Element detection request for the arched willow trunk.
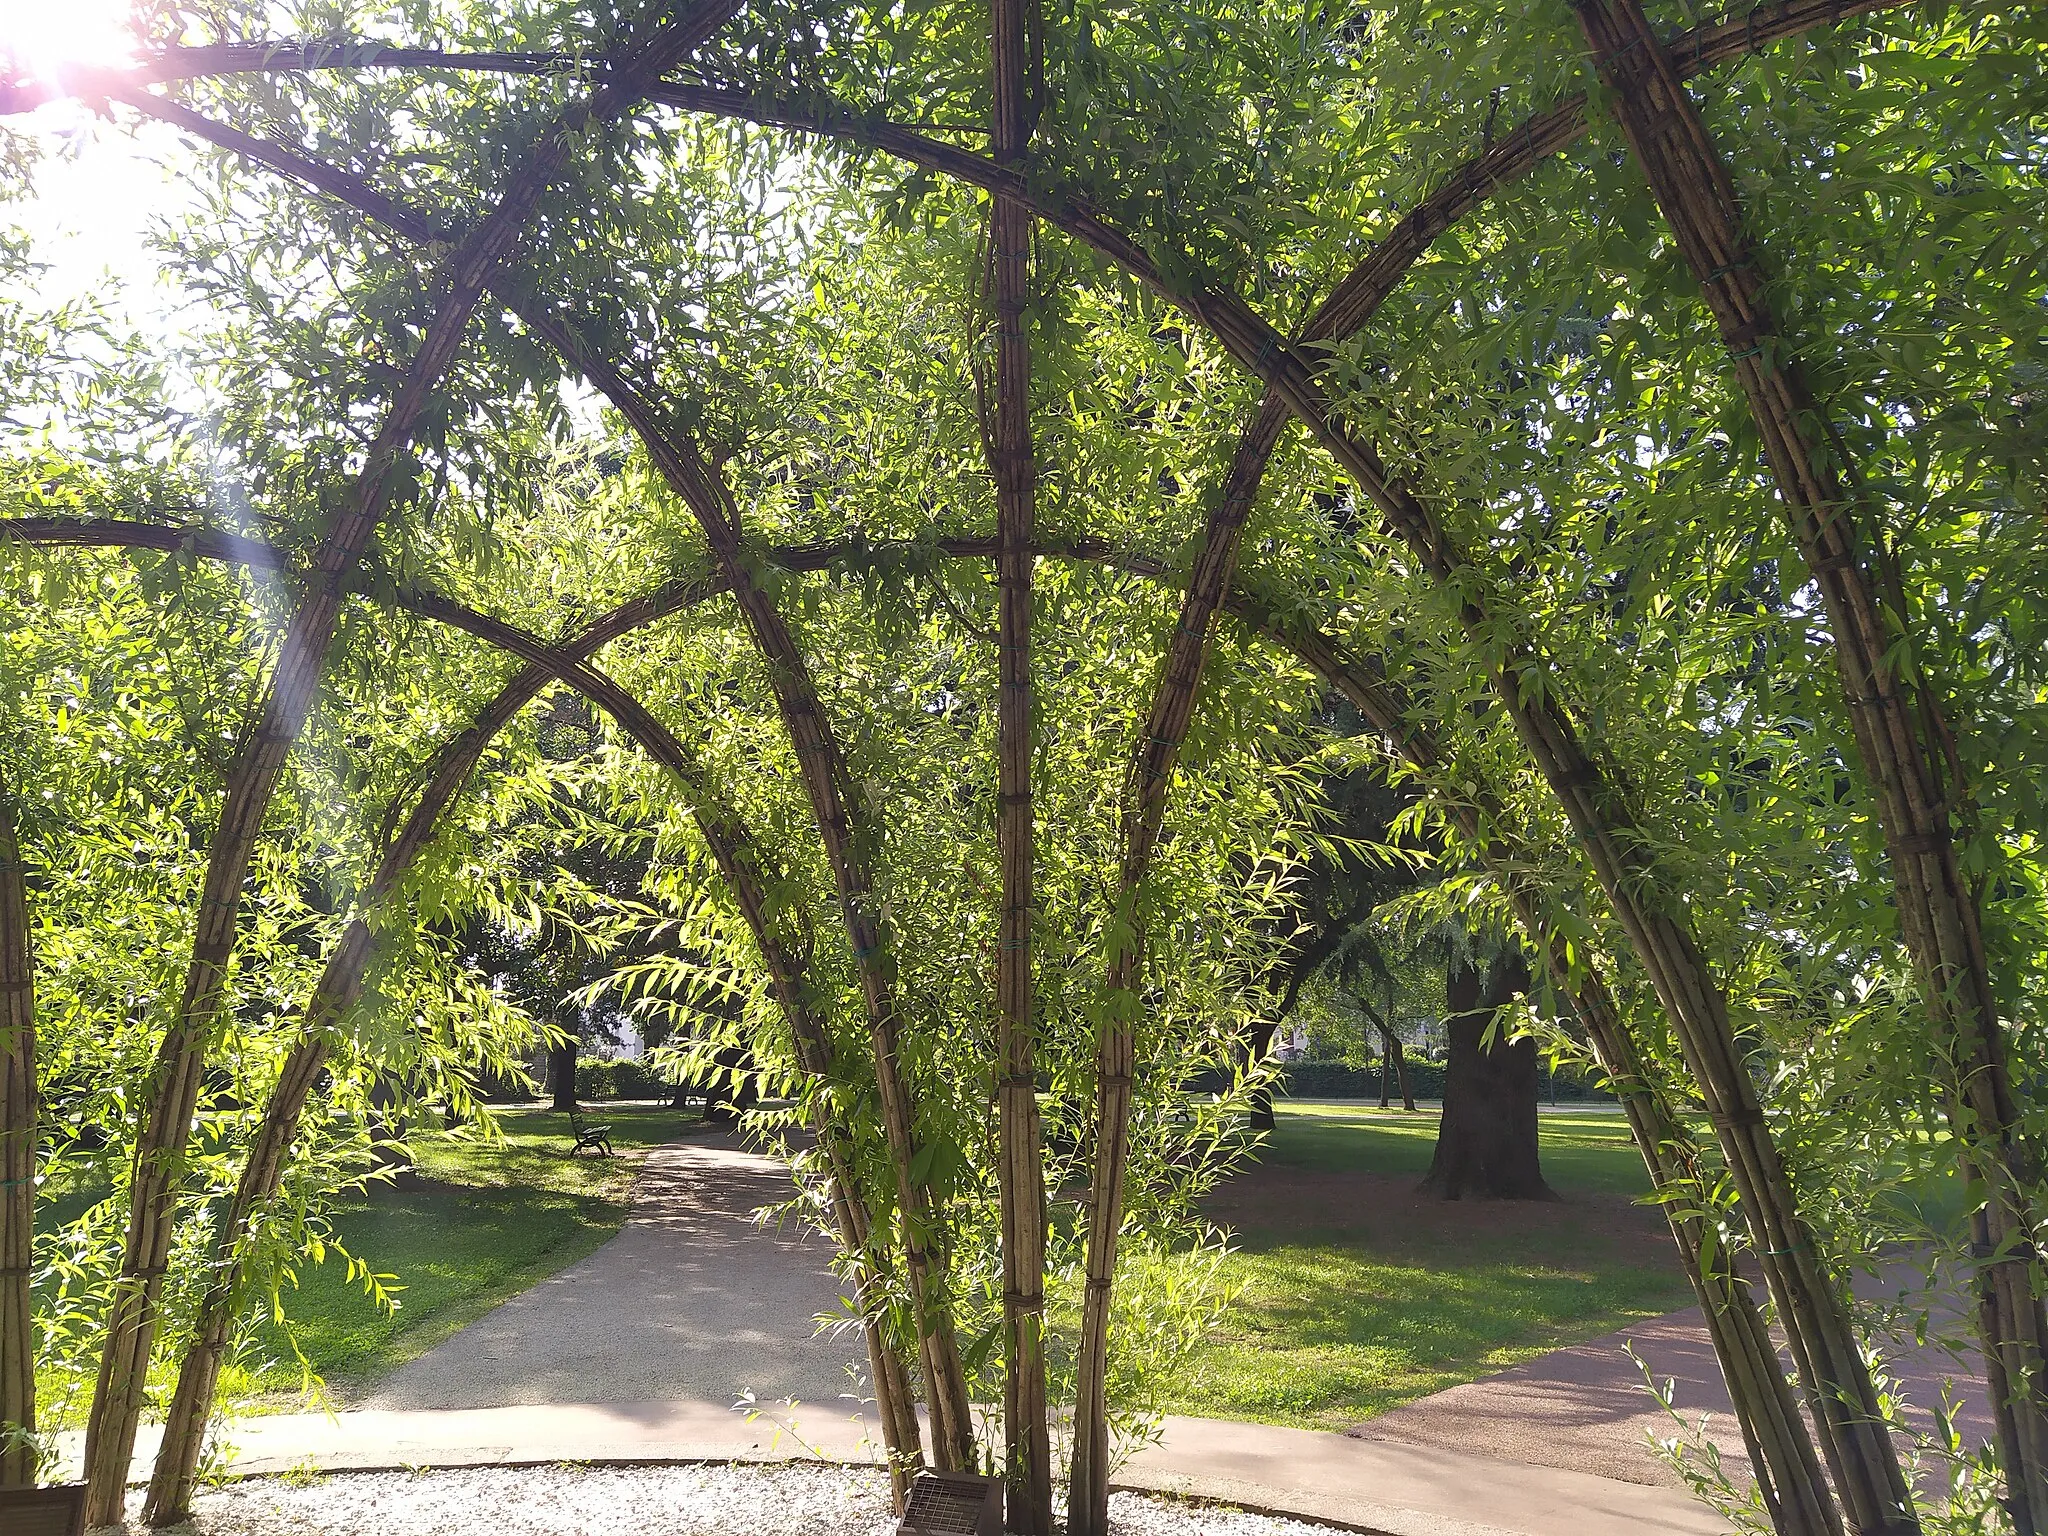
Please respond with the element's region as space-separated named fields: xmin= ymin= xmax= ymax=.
xmin=4 ymin=518 xmax=929 ymax=1520
xmin=3 ymin=4 xmax=2006 ymax=1515
xmin=0 ymin=772 xmax=36 ymax=1490
xmin=1171 ymin=272 xmax=1919 ymax=1533
xmin=21 ymin=509 xmax=1869 ymax=1535
xmin=72 ymin=13 xmax=744 ymax=1519
xmin=1571 ymin=2 xmax=2048 ymax=1523
xmin=1291 ymin=623 xmax=1843 ymax=1536
xmin=1067 ymin=382 xmax=1295 ymax=1536
xmin=124 ymin=570 xmax=929 ymax=1523
xmin=94 ymin=82 xmax=978 ymax=1482
xmin=573 ymin=367 xmax=978 ymax=1473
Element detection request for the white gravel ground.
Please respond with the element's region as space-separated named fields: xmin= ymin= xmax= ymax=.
xmin=141 ymin=1462 xmax=1346 ymax=1536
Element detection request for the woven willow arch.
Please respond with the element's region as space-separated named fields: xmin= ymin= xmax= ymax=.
xmin=0 ymin=506 xmax=1828 ymax=1527
xmin=4 ymin=5 xmax=2040 ymax=1530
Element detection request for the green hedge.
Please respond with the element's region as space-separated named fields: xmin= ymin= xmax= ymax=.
xmin=574 ymin=1056 xmax=670 ymax=1101
xmin=1277 ymin=1059 xmax=1610 ymax=1102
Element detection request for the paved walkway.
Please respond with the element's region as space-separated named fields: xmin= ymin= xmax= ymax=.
xmin=363 ymin=1133 xmax=867 ymax=1413
xmin=152 ymin=1129 xmax=1722 ymax=1532
xmin=71 ymin=1134 xmax=1993 ymax=1533
xmin=1359 ymin=1258 xmax=1994 ymax=1491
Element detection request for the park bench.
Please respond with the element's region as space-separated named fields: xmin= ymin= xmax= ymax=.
xmin=893 ymin=1470 xmax=1001 ymax=1536
xmin=567 ymin=1107 xmax=614 ymax=1158
xmin=0 ymin=1482 xmax=87 ymax=1536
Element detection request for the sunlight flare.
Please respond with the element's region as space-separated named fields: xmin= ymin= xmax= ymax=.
xmin=0 ymin=0 xmax=137 ymax=85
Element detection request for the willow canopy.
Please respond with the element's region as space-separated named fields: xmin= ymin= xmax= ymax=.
xmin=0 ymin=2 xmax=2045 ymax=1534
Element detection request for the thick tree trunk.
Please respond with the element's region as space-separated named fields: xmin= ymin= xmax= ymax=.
xmin=1245 ymin=1020 xmax=1278 ymax=1133
xmin=985 ymin=0 xmax=1051 ymax=1518
xmin=1379 ymin=1024 xmax=1415 ymax=1112
xmin=1420 ymin=951 xmax=1554 ymax=1202
xmin=74 ymin=18 xmax=740 ymax=1517
xmin=549 ymin=1038 xmax=580 ymax=1113
xmin=0 ymin=776 xmax=36 ymax=1489
xmin=1571 ymin=3 xmax=2048 ymax=1522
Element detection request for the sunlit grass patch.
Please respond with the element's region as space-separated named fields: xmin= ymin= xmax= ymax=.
xmin=1152 ymin=1103 xmax=1695 ymax=1429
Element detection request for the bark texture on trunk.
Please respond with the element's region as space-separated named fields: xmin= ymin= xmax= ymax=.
xmin=1420 ymin=950 xmax=1553 ymax=1202
xmin=1572 ymin=3 xmax=2046 ymax=1523
xmin=1245 ymin=1020 xmax=1278 ymax=1133
xmin=0 ymin=775 xmax=36 ymax=1489
xmin=142 ymin=1021 xmax=337 ymax=1524
xmin=986 ymin=0 xmax=1051 ymax=1520
xmin=74 ymin=15 xmax=741 ymax=1517
xmin=548 ymin=1038 xmax=580 ymax=1113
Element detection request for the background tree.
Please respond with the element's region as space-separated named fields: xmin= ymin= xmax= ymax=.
xmin=1420 ymin=944 xmax=1554 ymax=1202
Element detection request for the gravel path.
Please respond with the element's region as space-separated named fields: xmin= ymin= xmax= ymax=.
xmin=149 ymin=1464 xmax=1345 ymax=1536
xmin=363 ymin=1133 xmax=865 ymax=1411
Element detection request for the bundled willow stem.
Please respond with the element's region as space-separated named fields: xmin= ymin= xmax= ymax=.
xmin=97 ymin=76 xmax=978 ymax=1478
xmin=1138 ymin=199 xmax=1920 ymax=1528
xmin=0 ymin=772 xmax=36 ymax=1491
xmin=586 ymin=379 xmax=978 ymax=1472
xmin=1067 ymin=381 xmax=1310 ymax=1534
xmin=8 ymin=6 xmax=2026 ymax=1526
xmin=985 ymin=0 xmax=1052 ymax=1523
xmin=1572 ymin=2 xmax=2048 ymax=1525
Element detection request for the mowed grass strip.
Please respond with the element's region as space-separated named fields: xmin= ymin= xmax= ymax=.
xmin=1156 ymin=1103 xmax=1695 ymax=1430
xmin=246 ymin=1103 xmax=698 ymax=1403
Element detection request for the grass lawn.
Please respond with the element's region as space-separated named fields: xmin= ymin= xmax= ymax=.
xmin=241 ymin=1102 xmax=697 ymax=1405
xmin=1154 ymin=1101 xmax=1696 ymax=1431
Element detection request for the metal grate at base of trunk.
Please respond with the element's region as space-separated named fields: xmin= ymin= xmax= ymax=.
xmin=0 ymin=1483 xmax=87 ymax=1536
xmin=893 ymin=1470 xmax=1003 ymax=1536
